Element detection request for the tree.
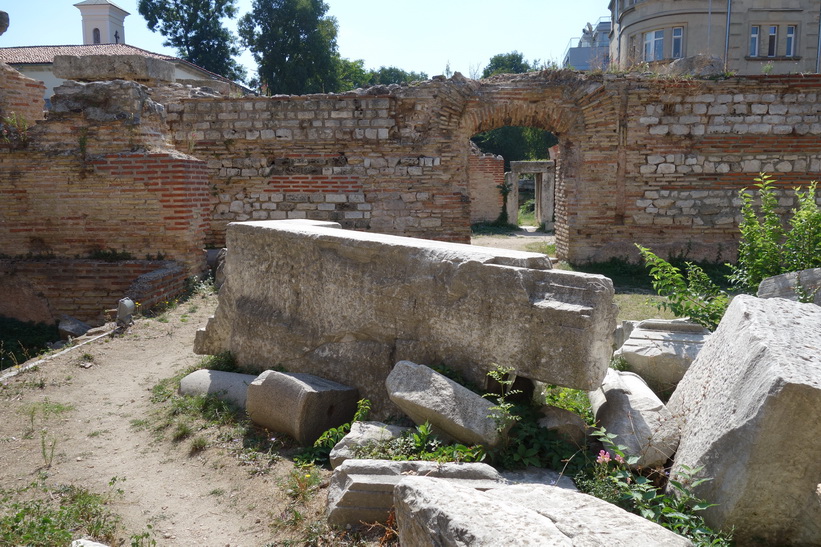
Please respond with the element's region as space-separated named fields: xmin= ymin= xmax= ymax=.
xmin=138 ymin=0 xmax=246 ymax=82
xmin=238 ymin=0 xmax=339 ymax=95
xmin=472 ymin=51 xmax=556 ymax=169
xmin=368 ymin=66 xmax=428 ymax=85
xmin=482 ymin=51 xmax=532 ymax=78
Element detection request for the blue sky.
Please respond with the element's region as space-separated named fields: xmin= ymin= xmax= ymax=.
xmin=1 ymin=0 xmax=610 ymax=79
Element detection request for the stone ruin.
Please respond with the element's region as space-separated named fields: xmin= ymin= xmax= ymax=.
xmin=189 ymin=220 xmax=821 ymax=544
xmin=194 ymin=219 xmax=618 ymax=416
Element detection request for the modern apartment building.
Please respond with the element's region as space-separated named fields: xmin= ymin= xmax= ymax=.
xmin=608 ymin=0 xmax=821 ymax=74
xmin=562 ymin=17 xmax=612 ymax=70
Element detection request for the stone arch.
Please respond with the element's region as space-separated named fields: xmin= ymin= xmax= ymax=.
xmin=454 ymin=73 xmax=594 ymax=257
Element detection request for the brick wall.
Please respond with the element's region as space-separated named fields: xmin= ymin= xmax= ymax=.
xmin=0 ymin=259 xmax=188 ymax=325
xmin=0 ymin=62 xmax=45 ymax=125
xmin=468 ymin=153 xmax=504 ymax=223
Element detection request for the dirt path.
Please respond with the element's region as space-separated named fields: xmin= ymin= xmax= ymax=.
xmin=0 ymin=294 xmax=296 ymax=546
xmin=470 ymin=227 xmax=555 ymax=253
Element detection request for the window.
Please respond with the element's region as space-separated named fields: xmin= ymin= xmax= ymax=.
xmin=749 ymin=25 xmax=759 ymax=57
xmin=672 ymin=27 xmax=683 ymax=59
xmin=644 ymin=30 xmax=664 ymax=61
xmin=786 ymin=25 xmax=796 ymax=57
xmin=767 ymin=26 xmax=778 ymax=57
xmin=92 ymin=28 xmax=101 ymax=44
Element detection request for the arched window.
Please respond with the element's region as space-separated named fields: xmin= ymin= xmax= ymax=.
xmin=93 ymin=28 xmax=100 ymax=44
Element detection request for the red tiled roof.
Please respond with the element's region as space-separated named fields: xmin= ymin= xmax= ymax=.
xmin=0 ymin=44 xmax=244 ymax=89
xmin=0 ymin=44 xmax=173 ymax=65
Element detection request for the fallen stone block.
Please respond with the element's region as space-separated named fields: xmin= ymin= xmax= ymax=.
xmin=498 ymin=467 xmax=577 ymax=491
xmin=53 ymin=54 xmax=175 ymax=83
xmin=395 ymin=477 xmax=692 ymax=546
xmin=537 ymin=405 xmax=588 ymax=448
xmin=329 ymin=421 xmax=411 ymax=469
xmin=668 ymin=295 xmax=821 ymax=545
xmin=194 ymin=219 xmax=618 ymax=417
xmin=386 ymin=361 xmax=504 ymax=447
xmin=589 ymin=369 xmax=679 ymax=468
xmin=178 ymin=369 xmax=257 ymax=411
xmin=614 ymin=319 xmax=710 ymax=395
xmin=245 ymin=370 xmax=358 ymax=446
xmin=59 ymin=315 xmax=91 ymax=340
xmin=757 ymin=267 xmax=821 ymax=305
xmin=327 ymin=459 xmax=504 ymax=527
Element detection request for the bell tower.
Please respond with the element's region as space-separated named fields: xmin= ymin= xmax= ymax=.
xmin=74 ymin=0 xmax=129 ymax=45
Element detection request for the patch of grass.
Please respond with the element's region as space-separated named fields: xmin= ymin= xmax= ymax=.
xmin=559 ymin=257 xmax=732 ymax=293
xmin=199 ymin=352 xmax=238 ymax=373
xmin=614 ymin=294 xmax=677 ymax=322
xmin=524 ymin=241 xmax=556 ymax=256
xmin=283 ymin=466 xmax=322 ymax=502
xmin=470 ymin=221 xmax=520 ymax=235
xmin=190 ymin=435 xmax=208 ymax=453
xmin=542 ymin=386 xmax=595 ymax=426
xmin=518 ymin=199 xmax=536 ymax=226
xmin=0 ymin=480 xmax=122 ymax=546
xmin=172 ymin=422 xmax=194 ymax=442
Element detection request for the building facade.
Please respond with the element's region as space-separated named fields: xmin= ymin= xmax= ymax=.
xmin=563 ymin=17 xmax=612 ymax=70
xmin=609 ymin=0 xmax=821 ymax=74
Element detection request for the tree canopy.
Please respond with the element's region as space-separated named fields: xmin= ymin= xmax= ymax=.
xmin=335 ymin=62 xmax=429 ymax=91
xmin=137 ymin=0 xmax=246 ymax=82
xmin=238 ymin=0 xmax=340 ymax=95
xmin=472 ymin=51 xmax=557 ymax=168
xmin=481 ymin=51 xmax=532 ymax=78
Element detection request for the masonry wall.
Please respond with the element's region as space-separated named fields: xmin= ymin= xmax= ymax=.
xmin=0 ymin=259 xmax=187 ymax=325
xmin=0 ymin=81 xmax=210 ymax=275
xmin=468 ymin=153 xmax=505 ymax=223
xmin=0 ymin=62 xmax=45 ymax=125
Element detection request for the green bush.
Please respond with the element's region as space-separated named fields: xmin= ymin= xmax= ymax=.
xmin=638 ymin=174 xmax=820 ymax=328
xmin=636 ymin=245 xmax=729 ymax=330
xmin=729 ymin=174 xmax=821 ymax=292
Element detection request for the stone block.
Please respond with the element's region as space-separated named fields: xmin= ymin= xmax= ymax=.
xmin=245 ymin=370 xmax=358 ymax=446
xmin=386 ymin=361 xmax=504 ymax=447
xmin=195 ymin=220 xmax=617 ymax=417
xmin=327 ymin=459 xmax=504 ymax=527
xmin=537 ymin=405 xmax=588 ymax=447
xmin=329 ymin=421 xmax=411 ymax=469
xmin=589 ymin=369 xmax=679 ymax=468
xmin=58 ymin=315 xmax=91 ymax=340
xmin=395 ymin=478 xmax=692 ymax=546
xmin=53 ymin=54 xmax=175 ymax=83
xmin=668 ymin=295 xmax=821 ymax=545
xmin=757 ymin=267 xmax=821 ymax=305
xmin=178 ymin=369 xmax=257 ymax=411
xmin=614 ymin=319 xmax=710 ymax=394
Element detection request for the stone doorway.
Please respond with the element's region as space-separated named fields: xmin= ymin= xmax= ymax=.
xmin=510 ymin=160 xmax=555 ymax=229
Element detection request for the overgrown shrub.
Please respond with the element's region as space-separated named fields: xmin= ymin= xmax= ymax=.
xmin=729 ymin=174 xmax=821 ymax=292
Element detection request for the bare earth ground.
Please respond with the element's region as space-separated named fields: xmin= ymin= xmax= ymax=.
xmin=0 ymin=233 xmax=554 ymax=546
xmin=469 ymin=226 xmax=555 ymax=252
xmin=0 ymin=293 xmax=337 ymax=546
xmin=0 ymin=233 xmax=665 ymax=547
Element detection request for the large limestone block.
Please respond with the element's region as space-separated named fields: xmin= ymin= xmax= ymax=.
xmin=668 ymin=295 xmax=821 ymax=545
xmin=395 ymin=478 xmax=692 ymax=546
xmin=386 ymin=361 xmax=503 ymax=447
xmin=589 ymin=369 xmax=679 ymax=468
xmin=614 ymin=319 xmax=710 ymax=394
xmin=757 ymin=267 xmax=821 ymax=305
xmin=178 ymin=369 xmax=257 ymax=411
xmin=329 ymin=421 xmax=411 ymax=469
xmin=245 ymin=370 xmax=358 ymax=446
xmin=195 ymin=220 xmax=617 ymax=417
xmin=53 ymin=54 xmax=175 ymax=83
xmin=327 ymin=459 xmax=504 ymax=527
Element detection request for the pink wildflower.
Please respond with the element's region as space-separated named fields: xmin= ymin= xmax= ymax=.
xmin=614 ymin=454 xmax=625 ymax=464
xmin=596 ymin=450 xmax=611 ymax=464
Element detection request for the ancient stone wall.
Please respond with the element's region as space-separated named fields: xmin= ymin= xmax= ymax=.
xmin=468 ymin=153 xmax=504 ymax=223
xmin=0 ymin=62 xmax=45 ymax=125
xmin=0 ymin=79 xmax=209 ymax=323
xmin=167 ymin=71 xmax=821 ymax=262
xmin=0 ymin=81 xmax=209 ymax=275
xmin=0 ymin=259 xmax=187 ymax=325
